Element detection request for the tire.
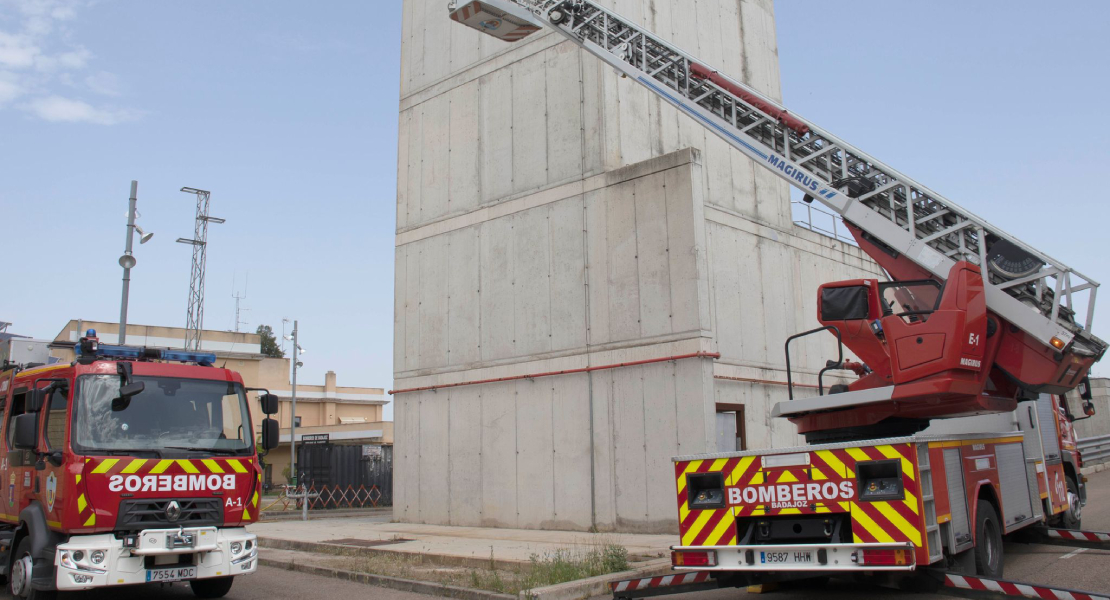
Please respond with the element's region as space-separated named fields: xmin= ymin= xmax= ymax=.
xmin=1059 ymin=476 xmax=1082 ymax=530
xmin=9 ymin=538 xmax=56 ymax=600
xmin=973 ymin=500 xmax=1003 ymax=579
xmin=190 ymin=576 xmax=235 ymax=599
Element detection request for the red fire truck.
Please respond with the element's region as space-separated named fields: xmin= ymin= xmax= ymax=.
xmin=449 ymin=1 xmax=1110 ymax=597
xmin=0 ymin=330 xmax=280 ymax=599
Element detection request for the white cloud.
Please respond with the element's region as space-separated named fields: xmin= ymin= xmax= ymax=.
xmin=84 ymin=69 xmax=118 ymax=96
xmin=0 ymin=0 xmax=139 ymax=124
xmin=0 ymin=72 xmax=24 ymax=104
xmin=23 ymin=94 xmax=138 ymax=125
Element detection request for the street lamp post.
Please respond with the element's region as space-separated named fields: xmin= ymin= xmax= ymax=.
xmin=118 ymin=180 xmax=153 ymax=345
xmin=285 ymin=322 xmax=305 ymax=486
xmin=290 ymin=320 xmax=298 ymax=486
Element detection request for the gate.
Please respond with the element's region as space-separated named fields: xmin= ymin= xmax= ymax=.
xmin=296 ymin=444 xmax=393 ymax=508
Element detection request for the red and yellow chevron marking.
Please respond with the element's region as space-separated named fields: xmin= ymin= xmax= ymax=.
xmin=87 ymin=457 xmax=253 ymax=476
xmin=75 ymin=472 xmax=95 ymax=528
xmin=675 ymin=443 xmax=927 ymax=558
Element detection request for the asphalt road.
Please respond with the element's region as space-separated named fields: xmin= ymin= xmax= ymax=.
xmin=3 ymin=471 xmax=1106 ymax=600
xmin=44 ymin=566 xmax=438 ymax=600
xmin=589 ymin=469 xmax=1110 ymax=600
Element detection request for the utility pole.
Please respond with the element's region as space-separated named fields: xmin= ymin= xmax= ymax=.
xmin=118 ymin=181 xmax=138 ymax=345
xmin=289 ymin=320 xmax=299 ymax=486
xmin=176 ymin=187 xmax=225 ymax=351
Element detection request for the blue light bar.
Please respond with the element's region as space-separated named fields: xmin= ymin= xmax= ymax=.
xmin=161 ymin=349 xmax=217 ymax=366
xmin=75 ymin=343 xmax=216 ymax=366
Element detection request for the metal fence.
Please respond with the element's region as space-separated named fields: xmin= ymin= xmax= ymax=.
xmin=296 ymin=444 xmax=393 ymax=508
xmin=1079 ymin=434 xmax=1110 ymax=466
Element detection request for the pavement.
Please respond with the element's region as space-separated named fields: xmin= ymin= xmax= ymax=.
xmin=248 ymin=516 xmax=676 ymax=566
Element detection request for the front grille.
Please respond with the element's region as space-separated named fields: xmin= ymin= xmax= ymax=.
xmin=117 ymin=498 xmax=223 ymax=530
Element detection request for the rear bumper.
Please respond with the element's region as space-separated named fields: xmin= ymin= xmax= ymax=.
xmin=54 ymin=527 xmax=257 ymax=590
xmin=672 ymin=542 xmax=917 ymax=572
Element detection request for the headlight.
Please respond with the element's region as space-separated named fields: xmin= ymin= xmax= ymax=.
xmin=90 ymin=550 xmax=105 ymax=564
xmin=60 ymin=551 xmax=78 ymax=570
xmin=230 ymin=542 xmax=243 ymax=554
xmin=245 ymin=540 xmax=254 ymax=551
xmin=72 ymin=550 xmax=85 ymax=562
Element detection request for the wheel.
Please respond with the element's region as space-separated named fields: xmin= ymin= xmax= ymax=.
xmin=549 ymin=7 xmax=568 ymax=25
xmin=190 ymin=576 xmax=235 ymax=598
xmin=1059 ymin=476 xmax=1082 ymax=530
xmin=9 ymin=538 xmax=56 ymax=600
xmin=973 ymin=500 xmax=1003 ymax=579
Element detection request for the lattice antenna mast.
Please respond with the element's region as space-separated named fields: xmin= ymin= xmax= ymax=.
xmin=176 ymin=187 xmax=225 ymax=351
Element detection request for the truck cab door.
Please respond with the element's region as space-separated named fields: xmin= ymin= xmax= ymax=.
xmin=2 ymin=389 xmax=33 ymax=519
xmin=39 ymin=386 xmax=70 ymax=530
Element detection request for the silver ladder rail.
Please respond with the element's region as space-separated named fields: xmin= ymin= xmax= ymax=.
xmin=456 ymin=0 xmax=1104 ymax=357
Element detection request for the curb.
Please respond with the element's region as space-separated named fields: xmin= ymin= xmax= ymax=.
xmin=521 ymin=558 xmax=673 ymax=600
xmin=258 ymin=536 xmax=525 ymax=571
xmin=260 ymin=507 xmax=391 ymax=522
xmin=1081 ymin=463 xmax=1107 ymax=476
xmin=259 ymin=554 xmax=516 ymax=600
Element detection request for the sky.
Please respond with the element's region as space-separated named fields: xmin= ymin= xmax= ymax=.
xmin=1 ymin=0 xmax=1107 ymax=423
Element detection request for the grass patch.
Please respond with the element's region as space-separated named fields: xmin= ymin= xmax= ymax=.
xmin=331 ymin=541 xmax=631 ymax=596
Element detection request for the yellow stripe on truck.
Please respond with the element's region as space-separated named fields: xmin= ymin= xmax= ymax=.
xmin=120 ymin=459 xmax=147 ymax=474
xmin=228 ymin=459 xmax=249 ymax=473
xmin=201 ymin=459 xmax=224 ymax=474
xmin=874 ymin=502 xmax=923 ymax=545
xmin=150 ymin=459 xmax=175 ymax=474
xmin=91 ymin=459 xmax=119 ymax=474
xmin=876 ymin=445 xmax=916 ymax=482
xmin=177 ymin=460 xmax=200 ymax=474
xmin=851 ymin=502 xmax=895 ymax=543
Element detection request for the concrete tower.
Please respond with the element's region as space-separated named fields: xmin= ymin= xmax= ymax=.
xmin=393 ymin=0 xmax=882 ymax=532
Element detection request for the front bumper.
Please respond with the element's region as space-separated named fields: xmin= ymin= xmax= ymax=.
xmin=672 ymin=542 xmax=917 ymax=572
xmin=55 ymin=527 xmax=257 ymax=590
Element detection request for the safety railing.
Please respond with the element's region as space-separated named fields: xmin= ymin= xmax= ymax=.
xmin=1079 ymin=434 xmax=1110 ymax=465
xmin=792 ymin=200 xmax=857 ymax=246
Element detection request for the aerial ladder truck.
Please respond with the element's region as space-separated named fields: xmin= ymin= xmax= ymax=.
xmin=448 ymin=1 xmax=1109 ymax=598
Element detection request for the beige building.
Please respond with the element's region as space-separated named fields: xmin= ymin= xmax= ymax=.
xmin=51 ymin=320 xmax=390 ymax=485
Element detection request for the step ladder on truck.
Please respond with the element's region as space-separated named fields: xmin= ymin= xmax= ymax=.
xmin=447 ymin=1 xmax=1108 ymax=598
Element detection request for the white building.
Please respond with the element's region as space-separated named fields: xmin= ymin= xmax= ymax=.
xmin=392 ymin=0 xmax=882 ymax=533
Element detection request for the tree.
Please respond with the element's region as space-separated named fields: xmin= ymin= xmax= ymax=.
xmin=257 ymin=325 xmax=285 ymax=358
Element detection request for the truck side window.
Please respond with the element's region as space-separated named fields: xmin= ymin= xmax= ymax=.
xmin=44 ymin=388 xmax=68 ymax=450
xmin=5 ymin=391 xmax=27 ymax=451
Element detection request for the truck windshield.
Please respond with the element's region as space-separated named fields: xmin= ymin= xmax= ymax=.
xmin=73 ymin=375 xmax=252 ymax=455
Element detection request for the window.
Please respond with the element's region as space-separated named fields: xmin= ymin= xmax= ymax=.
xmin=878 ymin=280 xmax=942 ymax=321
xmin=6 ymin=390 xmax=27 ymax=451
xmin=44 ymin=388 xmax=68 ymax=450
xmin=294 ymin=416 xmax=302 ymax=427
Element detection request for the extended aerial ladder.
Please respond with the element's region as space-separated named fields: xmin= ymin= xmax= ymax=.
xmin=447 ymin=0 xmax=1106 ymax=436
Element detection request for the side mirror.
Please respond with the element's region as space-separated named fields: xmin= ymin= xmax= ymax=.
xmin=261 ymin=418 xmax=280 ymax=451
xmin=12 ymin=414 xmax=38 ymax=451
xmin=1083 ymin=401 xmax=1096 ymax=417
xmin=28 ymin=389 xmax=46 ymax=413
xmin=111 ymin=381 xmax=145 ymax=412
xmin=260 ymin=394 xmax=279 ymax=415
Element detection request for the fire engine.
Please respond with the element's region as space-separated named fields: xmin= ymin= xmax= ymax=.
xmin=0 ymin=330 xmax=281 ymax=599
xmin=449 ymin=1 xmax=1110 ymax=598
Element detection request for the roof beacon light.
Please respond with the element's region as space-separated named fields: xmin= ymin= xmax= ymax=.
xmin=75 ymin=335 xmax=216 ymax=367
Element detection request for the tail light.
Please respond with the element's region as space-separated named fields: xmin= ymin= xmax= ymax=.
xmin=853 ymin=548 xmax=910 ymax=566
xmin=672 ymin=550 xmax=718 ymax=568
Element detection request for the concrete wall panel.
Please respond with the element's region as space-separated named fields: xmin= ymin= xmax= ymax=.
xmin=551 ymin=374 xmax=593 ymax=529
xmin=634 ymin=173 xmax=673 ymax=338
xmin=549 ymin=198 xmax=588 ymax=351
xmin=546 ymin=43 xmax=584 ymax=184
xmin=418 ymin=392 xmax=450 ymax=522
xmin=513 ymin=208 xmax=553 ymax=356
xmin=480 ymin=216 xmax=516 ymax=361
xmin=512 ymin=51 xmax=549 ymax=193
xmin=515 ymin=379 xmax=556 ymax=527
xmin=418 ymin=234 xmax=449 ymax=369
xmin=480 ymin=382 xmax=518 ymax=528
xmin=480 ymin=67 xmax=515 ymax=205
xmin=448 ymin=386 xmax=484 ymax=526
xmin=448 ymin=226 xmax=481 ymax=366
xmin=449 ymin=81 xmax=482 ymax=216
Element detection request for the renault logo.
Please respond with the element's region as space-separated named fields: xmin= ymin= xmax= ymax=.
xmin=165 ymin=501 xmax=182 ymax=523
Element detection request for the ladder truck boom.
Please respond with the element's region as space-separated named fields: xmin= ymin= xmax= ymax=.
xmin=448 ymin=0 xmax=1105 ymax=434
